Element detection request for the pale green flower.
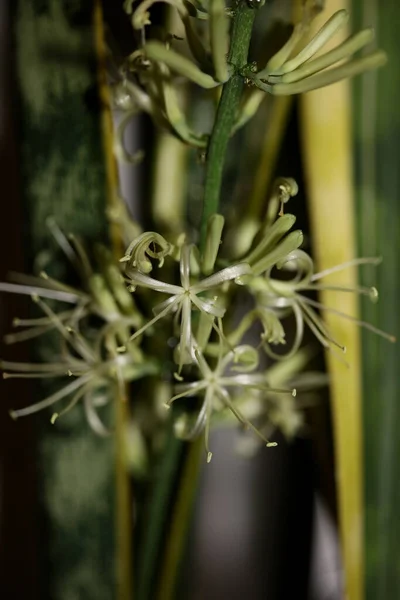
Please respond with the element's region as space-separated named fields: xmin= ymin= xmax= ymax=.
xmin=251 ymin=250 xmax=395 ymax=360
xmin=1 ymin=294 xmax=157 ymax=432
xmin=125 ymin=242 xmax=251 ymax=368
xmin=0 ymin=220 xmax=142 ymax=345
xmin=168 ymin=344 xmax=296 ymax=461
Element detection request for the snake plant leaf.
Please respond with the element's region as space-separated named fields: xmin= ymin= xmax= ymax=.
xmin=352 ymin=1 xmax=400 ymax=598
xmin=11 ymin=1 xmax=119 ymax=598
xmin=299 ymin=2 xmax=364 ymax=600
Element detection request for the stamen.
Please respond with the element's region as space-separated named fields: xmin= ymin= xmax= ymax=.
xmin=68 ymin=234 xmax=93 ymax=280
xmin=300 ymin=296 xmax=396 ymax=343
xmin=129 ymin=296 xmax=179 ymax=342
xmin=311 ymin=256 xmax=382 ymax=281
xmin=4 ymin=324 xmax=54 ymax=344
xmin=302 ymin=283 xmax=379 ymax=302
xmin=0 ymin=359 xmax=78 ymax=373
xmin=300 ymin=308 xmax=350 ymax=367
xmin=51 ymin=383 xmax=90 ymax=423
xmin=32 ymin=294 xmax=94 ymax=363
xmin=3 ymin=372 xmax=67 ymax=379
xmin=168 ymin=382 xmax=208 ymax=405
xmin=217 ymin=387 xmax=275 ymax=447
xmin=0 ymin=282 xmax=79 ymax=304
xmin=46 ymin=217 xmax=78 ymax=265
xmin=299 ymin=299 xmax=346 ymax=351
xmin=12 ymin=310 xmax=73 ymax=327
xmin=9 ymin=372 xmax=92 ymax=419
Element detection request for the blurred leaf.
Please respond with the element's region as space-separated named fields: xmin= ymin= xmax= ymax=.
xmin=12 ymin=1 xmax=120 ymax=598
xmin=300 ymin=2 xmax=364 ymax=600
xmin=352 ymin=1 xmax=400 ymax=598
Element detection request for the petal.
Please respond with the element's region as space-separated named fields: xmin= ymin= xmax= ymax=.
xmin=180 ymin=244 xmax=191 ymax=290
xmin=153 ymin=294 xmax=180 ymax=315
xmin=126 ymin=269 xmax=182 ymax=295
xmin=192 ymin=263 xmax=251 ymax=292
xmin=178 ymin=295 xmax=193 ymax=367
xmin=190 ymin=293 xmax=226 ymax=318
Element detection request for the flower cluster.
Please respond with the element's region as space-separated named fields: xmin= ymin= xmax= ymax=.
xmin=111 ymin=2 xmax=386 ymax=157
xmin=0 ymin=220 xmax=157 ymax=436
xmin=0 ymin=177 xmax=395 ymax=460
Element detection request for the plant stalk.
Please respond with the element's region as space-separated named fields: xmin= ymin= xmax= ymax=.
xmin=200 ymin=1 xmax=256 ymax=247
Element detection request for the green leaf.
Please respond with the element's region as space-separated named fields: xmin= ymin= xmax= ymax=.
xmin=11 ymin=1 xmax=117 ymax=598
xmin=352 ymin=1 xmax=400 ymax=598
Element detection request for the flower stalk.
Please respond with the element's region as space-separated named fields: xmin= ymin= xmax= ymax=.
xmin=200 ymin=1 xmax=257 ymax=247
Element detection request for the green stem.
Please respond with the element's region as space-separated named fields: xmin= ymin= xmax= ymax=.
xmin=200 ymin=1 xmax=256 ymax=248
xmin=136 ymin=420 xmax=183 ymax=600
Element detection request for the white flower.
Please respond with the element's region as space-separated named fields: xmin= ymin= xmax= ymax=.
xmin=126 ymin=244 xmax=251 ymax=368
xmin=252 ymin=250 xmax=395 ymax=360
xmin=167 ymin=344 xmax=296 ymax=462
xmin=1 ymin=294 xmax=156 ymax=432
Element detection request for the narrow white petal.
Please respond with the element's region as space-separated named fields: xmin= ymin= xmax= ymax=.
xmin=190 ymin=294 xmax=225 ymax=318
xmin=153 ymin=295 xmax=180 ymax=315
xmin=178 ymin=296 xmax=193 ymax=366
xmin=127 ymin=270 xmax=182 ymax=295
xmin=192 ymin=263 xmax=251 ymax=292
xmin=180 ymin=244 xmax=191 ymax=290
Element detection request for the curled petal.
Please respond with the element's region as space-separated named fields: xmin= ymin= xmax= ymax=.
xmin=112 ymin=80 xmax=154 ymax=114
xmin=114 ymin=113 xmax=145 ymax=165
xmin=258 ymin=308 xmax=286 ymax=345
xmin=263 ymin=302 xmax=304 ymax=361
xmin=122 ymin=231 xmax=172 ymax=273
